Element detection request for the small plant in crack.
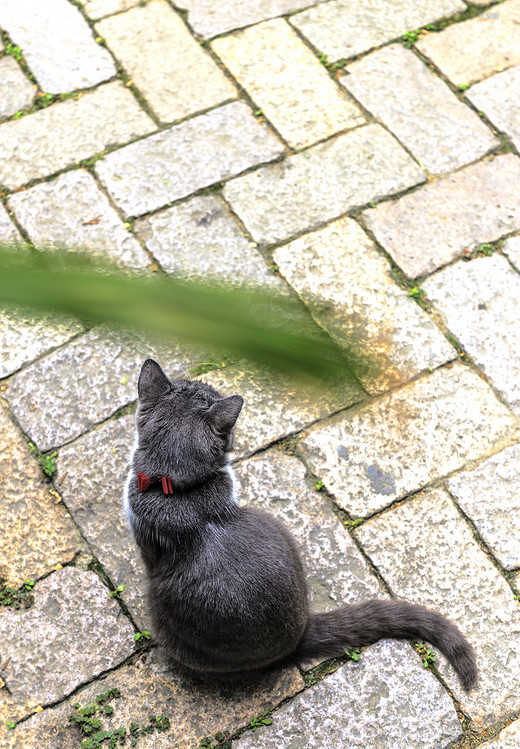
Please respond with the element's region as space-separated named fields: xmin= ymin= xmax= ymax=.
xmin=314 ymin=480 xmax=325 ymax=492
xmin=5 ymin=43 xmax=22 ymax=60
xmin=197 ymin=731 xmax=232 ymax=749
xmin=0 ymin=578 xmax=35 ymax=609
xmin=402 ymin=30 xmax=420 ymax=48
xmin=109 ymin=584 xmax=125 ymax=599
xmin=249 ymin=707 xmax=273 ymax=732
xmin=415 ymin=642 xmax=436 ymax=669
xmin=27 ymin=440 xmax=58 ymax=479
xmin=344 ymin=647 xmax=361 ymax=662
xmin=478 ymin=243 xmax=494 ymax=256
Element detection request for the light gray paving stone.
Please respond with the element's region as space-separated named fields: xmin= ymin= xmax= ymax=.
xmin=236 ymin=640 xmax=461 ymax=749
xmin=8 ymin=170 xmax=150 ymax=269
xmin=212 ymin=19 xmax=365 ymax=150
xmin=466 ymin=66 xmax=520 ymax=152
xmin=363 ymin=154 xmax=520 ymax=278
xmin=0 ymin=81 xmax=155 ymax=189
xmin=0 ymin=567 xmax=135 ymax=718
xmin=417 ymin=0 xmax=520 ymax=86
xmin=83 ymin=0 xmax=140 ymax=20
xmin=224 ymin=123 xmax=426 ymax=245
xmin=0 ymin=203 xmax=22 ymax=243
xmin=273 ymin=217 xmax=456 ymax=394
xmin=299 ymin=363 xmax=518 ymax=517
xmin=0 ymin=0 xmax=116 ymax=93
xmin=357 ymin=489 xmax=520 ymax=726
xmin=3 ymin=324 xmax=192 ymax=451
xmin=96 ymin=101 xmax=284 ymax=216
xmin=135 ymin=194 xmax=282 ymax=286
xmin=291 ymin=0 xmax=465 ymax=61
xmin=341 ymin=45 xmax=497 ymax=175
xmin=480 ymin=721 xmax=520 ymax=749
xmin=177 ymin=0 xmax=326 ymax=38
xmin=235 ymin=450 xmax=385 ymax=612
xmin=201 ymin=366 xmax=363 ymax=459
xmin=447 ymin=444 xmax=520 ymax=570
xmin=96 ymin=0 xmax=237 ymax=124
xmin=424 ymin=254 xmax=520 ymax=413
xmin=57 ymin=414 xmax=149 ymax=628
xmin=0 ymin=57 xmax=35 ymax=118
xmin=502 ymin=234 xmax=520 ymax=270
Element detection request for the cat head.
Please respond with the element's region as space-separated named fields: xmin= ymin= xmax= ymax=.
xmin=136 ymin=359 xmax=243 ymax=486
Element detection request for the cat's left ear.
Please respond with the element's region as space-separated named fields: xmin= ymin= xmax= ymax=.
xmin=207 ymin=395 xmax=243 ymax=433
xmin=138 ymin=359 xmax=170 ymax=402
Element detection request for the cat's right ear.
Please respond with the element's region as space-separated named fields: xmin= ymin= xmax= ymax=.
xmin=138 ymin=359 xmax=170 ymax=403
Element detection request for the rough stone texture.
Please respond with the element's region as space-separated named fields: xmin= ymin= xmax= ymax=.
xmin=357 ymin=489 xmax=520 ymax=727
xmin=0 ymin=567 xmax=135 ymax=717
xmin=212 ymin=19 xmax=365 ymax=149
xmin=0 ymin=0 xmax=116 ymax=93
xmin=466 ymin=66 xmax=520 ymax=152
xmin=0 ymin=402 xmax=84 ymax=587
xmin=96 ymin=101 xmax=283 ymax=216
xmin=341 ymin=45 xmax=497 ymax=175
xmin=135 ymin=194 xmax=282 ymax=286
xmin=299 ymin=363 xmax=518 ymax=517
xmin=83 ymin=0 xmax=139 ymax=20
xmin=235 ymin=450 xmax=384 ymax=612
xmin=0 ymin=57 xmax=35 ymax=119
xmin=417 ymin=0 xmax=520 ymax=86
xmin=8 ymin=170 xmax=150 ymax=269
xmin=424 ymin=254 xmax=520 ymax=413
xmin=236 ymin=641 xmax=461 ymax=749
xmin=447 ymin=444 xmax=520 ymax=571
xmin=96 ymin=0 xmax=236 ymax=124
xmin=291 ymin=0 xmax=465 ymax=61
xmin=201 ymin=366 xmax=363 ymax=459
xmin=0 ymin=81 xmax=155 ymax=189
xmin=273 ymin=217 xmax=456 ymax=394
xmin=224 ymin=124 xmax=426 ymax=245
xmin=481 ymin=720 xmax=520 ymax=748
xmin=0 ymin=203 xmax=23 ymax=244
xmin=3 ymin=324 xmax=191 ymax=451
xmin=0 ymin=308 xmax=83 ymax=379
xmin=8 ymin=650 xmax=304 ymax=749
xmin=57 ymin=414 xmax=149 ymax=627
xmin=363 ymin=155 xmax=520 ymax=278
xmin=503 ymin=234 xmax=520 ymax=270
xmin=177 ymin=0 xmax=326 ymax=38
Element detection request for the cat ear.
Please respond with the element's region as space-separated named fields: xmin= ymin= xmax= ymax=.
xmin=138 ymin=359 xmax=170 ymax=402
xmin=207 ymin=395 xmax=243 ymax=433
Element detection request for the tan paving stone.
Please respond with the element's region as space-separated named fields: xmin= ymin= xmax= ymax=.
xmin=299 ymin=363 xmax=518 ymax=517
xmin=213 ymin=19 xmax=364 ymax=149
xmin=417 ymin=0 xmax=520 ymax=86
xmin=0 ymin=57 xmax=35 ymax=119
xmin=357 ymin=489 xmax=520 ymax=726
xmin=341 ymin=44 xmax=497 ymax=175
xmin=466 ymin=66 xmax=520 ymax=152
xmin=291 ymin=0 xmax=465 ymax=61
xmin=224 ymin=123 xmax=426 ymax=245
xmin=0 ymin=81 xmax=155 ymax=189
xmin=363 ymin=155 xmax=520 ymax=278
xmin=0 ymin=401 xmax=84 ymax=587
xmin=83 ymin=0 xmax=139 ymax=20
xmin=97 ymin=0 xmax=237 ymax=124
xmin=273 ymin=217 xmax=456 ymax=394
xmin=480 ymin=721 xmax=520 ymax=749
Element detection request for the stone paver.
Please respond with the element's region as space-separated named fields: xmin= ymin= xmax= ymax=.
xmin=201 ymin=365 xmax=363 ymax=459
xmin=83 ymin=0 xmax=139 ymax=20
xmin=96 ymin=100 xmax=283 ymax=216
xmin=291 ymin=0 xmax=465 ymax=61
xmin=466 ymin=66 xmax=520 ymax=152
xmin=482 ymin=720 xmax=520 ymax=748
xmin=0 ymin=81 xmax=155 ymax=189
xmin=0 ymin=57 xmax=35 ymax=119
xmin=0 ymin=401 xmax=84 ymax=587
xmin=0 ymin=0 xmax=116 ymax=93
xmin=447 ymin=444 xmax=520 ymax=571
xmin=0 ymin=567 xmax=135 ymax=718
xmin=273 ymin=217 xmax=456 ymax=393
xmin=364 ymin=154 xmax=520 ymax=278
xmin=341 ymin=44 xmax=497 ymax=175
xmin=0 ymin=203 xmax=23 ymax=244
xmin=236 ymin=641 xmax=461 ymax=749
xmin=424 ymin=254 xmax=520 ymax=413
xmin=417 ymin=0 xmax=520 ymax=86
xmin=503 ymin=234 xmax=520 ymax=270
xmin=96 ymin=0 xmax=237 ymax=124
xmin=224 ymin=123 xmax=426 ymax=245
xmin=8 ymin=170 xmax=150 ymax=269
xmin=213 ymin=19 xmax=365 ymax=149
xmin=299 ymin=363 xmax=518 ymax=517
xmin=357 ymin=489 xmax=520 ymax=726
xmin=135 ymin=194 xmax=282 ymax=285
xmin=3 ymin=324 xmax=191 ymax=451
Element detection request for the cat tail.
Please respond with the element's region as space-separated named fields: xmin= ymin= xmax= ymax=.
xmin=294 ymin=600 xmax=477 ymax=692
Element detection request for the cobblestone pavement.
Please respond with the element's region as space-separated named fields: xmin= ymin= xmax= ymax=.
xmin=1 ymin=1 xmax=520 ymax=747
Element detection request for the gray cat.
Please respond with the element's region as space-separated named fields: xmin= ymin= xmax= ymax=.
xmin=124 ymin=359 xmax=477 ymax=690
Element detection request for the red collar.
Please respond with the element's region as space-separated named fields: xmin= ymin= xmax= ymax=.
xmin=137 ymin=472 xmax=174 ymax=495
